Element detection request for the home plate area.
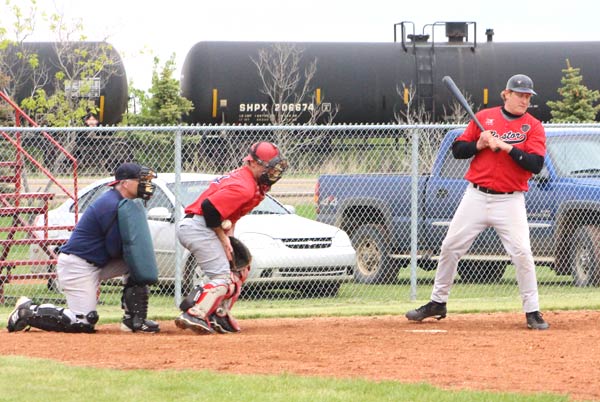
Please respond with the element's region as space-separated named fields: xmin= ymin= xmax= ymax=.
xmin=2 ymin=311 xmax=599 ymax=400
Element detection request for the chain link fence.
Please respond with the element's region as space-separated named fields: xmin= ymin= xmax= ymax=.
xmin=2 ymin=123 xmax=600 ymax=317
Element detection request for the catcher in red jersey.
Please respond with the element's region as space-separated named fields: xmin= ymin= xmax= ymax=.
xmin=175 ymin=141 xmax=287 ymax=334
xmin=406 ymin=74 xmax=549 ymax=330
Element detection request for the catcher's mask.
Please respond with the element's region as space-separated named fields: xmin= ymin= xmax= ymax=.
xmin=137 ymin=166 xmax=157 ymax=200
xmin=244 ymin=142 xmax=288 ymax=186
xmin=108 ymin=163 xmax=157 ymax=200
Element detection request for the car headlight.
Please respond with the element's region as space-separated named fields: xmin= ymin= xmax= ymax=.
xmin=331 ymin=230 xmax=352 ymax=247
xmin=237 ymin=232 xmax=281 ymax=249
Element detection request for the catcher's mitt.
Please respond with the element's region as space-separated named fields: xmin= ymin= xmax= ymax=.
xmin=230 ymin=236 xmax=252 ymax=271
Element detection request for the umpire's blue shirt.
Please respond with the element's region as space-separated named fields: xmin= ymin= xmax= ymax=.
xmin=60 ymin=188 xmax=124 ymax=267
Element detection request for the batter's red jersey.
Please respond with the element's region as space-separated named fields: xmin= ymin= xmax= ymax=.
xmin=456 ymin=106 xmax=546 ymax=193
xmin=185 ymin=166 xmax=265 ymax=224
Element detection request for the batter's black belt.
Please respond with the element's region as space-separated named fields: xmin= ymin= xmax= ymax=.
xmin=472 ymin=183 xmax=514 ymax=195
xmin=184 ymin=213 xmax=195 ymax=219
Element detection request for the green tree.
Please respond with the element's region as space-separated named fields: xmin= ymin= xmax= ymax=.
xmin=547 ymin=59 xmax=600 ymax=122
xmin=124 ymin=55 xmax=192 ymax=125
xmin=0 ymin=0 xmax=122 ymax=126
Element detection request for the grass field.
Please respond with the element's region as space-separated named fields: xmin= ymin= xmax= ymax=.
xmin=0 ymin=200 xmax=593 ymax=401
xmin=0 ymin=356 xmax=570 ymax=402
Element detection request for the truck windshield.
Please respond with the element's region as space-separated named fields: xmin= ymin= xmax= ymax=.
xmin=547 ymin=134 xmax=600 ymax=177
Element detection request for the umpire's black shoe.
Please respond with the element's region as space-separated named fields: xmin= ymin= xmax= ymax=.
xmin=526 ymin=311 xmax=549 ymax=330
xmin=405 ymin=301 xmax=447 ymax=322
xmin=7 ymin=296 xmax=33 ymax=332
xmin=175 ymin=312 xmax=215 ymax=335
xmin=121 ymin=316 xmax=160 ymax=333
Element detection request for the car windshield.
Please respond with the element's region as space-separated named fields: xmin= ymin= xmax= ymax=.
xmin=547 ymin=134 xmax=600 ymax=177
xmin=167 ymin=181 xmax=290 ymax=215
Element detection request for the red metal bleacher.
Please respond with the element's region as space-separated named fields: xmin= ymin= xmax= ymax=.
xmin=0 ymin=90 xmax=79 ymax=303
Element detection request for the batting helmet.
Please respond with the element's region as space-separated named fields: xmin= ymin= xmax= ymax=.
xmin=506 ymin=74 xmax=537 ymax=95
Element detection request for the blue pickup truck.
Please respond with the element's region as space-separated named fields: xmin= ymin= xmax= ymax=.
xmin=316 ymin=127 xmax=600 ymax=286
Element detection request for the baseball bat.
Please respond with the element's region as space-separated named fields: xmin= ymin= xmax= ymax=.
xmin=442 ymin=75 xmax=498 ymax=151
xmin=441 ymin=75 xmax=484 ymax=131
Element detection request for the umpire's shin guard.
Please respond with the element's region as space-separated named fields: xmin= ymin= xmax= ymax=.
xmin=121 ymin=284 xmax=160 ymax=333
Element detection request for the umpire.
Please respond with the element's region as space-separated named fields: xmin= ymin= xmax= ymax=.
xmin=7 ymin=163 xmax=160 ymax=333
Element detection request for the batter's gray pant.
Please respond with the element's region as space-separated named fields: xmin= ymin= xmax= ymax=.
xmin=431 ymin=185 xmax=541 ymax=313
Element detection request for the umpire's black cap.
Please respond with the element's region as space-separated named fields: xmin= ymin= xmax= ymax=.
xmin=107 ymin=163 xmax=141 ymax=186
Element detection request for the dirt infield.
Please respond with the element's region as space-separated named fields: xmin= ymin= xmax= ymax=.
xmin=2 ymin=310 xmax=599 ymax=400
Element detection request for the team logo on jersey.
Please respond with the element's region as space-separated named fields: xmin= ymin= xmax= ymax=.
xmin=485 ymin=118 xmax=495 ymax=126
xmin=499 ymin=131 xmax=527 ymax=144
xmin=521 ymin=124 xmax=531 ymax=133
xmin=213 ymin=174 xmax=231 ymax=184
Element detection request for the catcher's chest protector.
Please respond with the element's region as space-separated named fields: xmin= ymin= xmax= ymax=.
xmin=118 ymin=198 xmax=158 ymax=285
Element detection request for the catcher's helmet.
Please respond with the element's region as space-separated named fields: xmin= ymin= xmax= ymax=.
xmin=506 ymin=74 xmax=537 ymax=95
xmin=243 ymin=141 xmax=288 ymax=186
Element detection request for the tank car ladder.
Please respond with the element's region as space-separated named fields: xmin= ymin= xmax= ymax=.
xmin=394 ymin=21 xmax=477 ymax=121
xmin=0 ymin=91 xmax=79 ymax=304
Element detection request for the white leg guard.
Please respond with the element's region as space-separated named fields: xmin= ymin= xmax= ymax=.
xmin=175 ymin=282 xmax=228 ymax=335
xmin=208 ymin=266 xmax=250 ymax=334
xmin=188 ymin=282 xmax=229 ymax=320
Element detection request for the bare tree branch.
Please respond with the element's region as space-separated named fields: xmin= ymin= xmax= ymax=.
xmin=251 ymin=43 xmax=339 ymax=159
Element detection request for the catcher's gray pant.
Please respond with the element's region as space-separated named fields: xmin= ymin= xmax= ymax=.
xmin=56 ymin=253 xmax=129 ymax=324
xmin=431 ymin=185 xmax=541 ymax=313
xmin=177 ymin=215 xmax=230 ymax=286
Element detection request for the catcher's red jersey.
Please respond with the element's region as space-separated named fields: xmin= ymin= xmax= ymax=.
xmin=185 ymin=165 xmax=265 ymax=224
xmin=456 ymin=106 xmax=546 ymax=192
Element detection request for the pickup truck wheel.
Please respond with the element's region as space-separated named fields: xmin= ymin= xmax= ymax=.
xmin=351 ymin=224 xmax=399 ymax=284
xmin=457 ymin=261 xmax=506 ymax=284
xmin=571 ymin=225 xmax=600 ymax=287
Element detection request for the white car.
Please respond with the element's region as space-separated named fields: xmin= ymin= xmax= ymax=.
xmin=30 ymin=173 xmax=356 ymax=297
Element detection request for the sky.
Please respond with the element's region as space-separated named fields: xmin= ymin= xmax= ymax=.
xmin=6 ymin=0 xmax=599 ymax=91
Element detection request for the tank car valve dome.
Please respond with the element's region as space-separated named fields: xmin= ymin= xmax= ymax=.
xmin=506 ymin=74 xmax=537 ymax=95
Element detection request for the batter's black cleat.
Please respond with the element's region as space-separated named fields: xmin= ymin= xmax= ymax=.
xmin=121 ymin=316 xmax=160 ymax=333
xmin=175 ymin=312 xmax=215 ymax=335
xmin=7 ymin=296 xmax=33 ymax=332
xmin=405 ymin=301 xmax=447 ymax=322
xmin=526 ymin=311 xmax=549 ymax=330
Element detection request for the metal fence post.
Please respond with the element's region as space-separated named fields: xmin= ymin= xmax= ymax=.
xmin=409 ymin=126 xmax=419 ymax=300
xmin=174 ymin=128 xmax=183 ymax=306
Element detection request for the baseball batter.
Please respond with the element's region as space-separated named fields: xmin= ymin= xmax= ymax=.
xmin=7 ymin=163 xmax=161 ymax=333
xmin=175 ymin=141 xmax=287 ymax=334
xmin=406 ymin=74 xmax=549 ymax=330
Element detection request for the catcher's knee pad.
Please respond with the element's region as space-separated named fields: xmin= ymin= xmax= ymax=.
xmin=28 ymin=304 xmax=96 ymax=333
xmin=179 ymin=285 xmax=203 ymax=312
xmin=187 ymin=283 xmax=228 ymax=319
